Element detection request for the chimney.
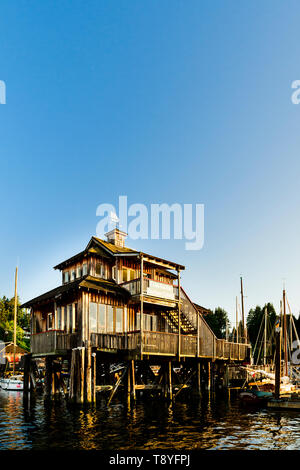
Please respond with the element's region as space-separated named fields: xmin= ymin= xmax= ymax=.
xmin=105 ymin=228 xmax=127 ymax=248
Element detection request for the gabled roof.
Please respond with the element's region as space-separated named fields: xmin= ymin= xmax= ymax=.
xmin=91 ymin=237 xmax=185 ymax=271
xmin=53 ymin=242 xmax=111 ymax=270
xmin=91 ymin=237 xmax=138 ymax=254
xmin=1 ymin=342 xmax=28 ymax=355
xmin=21 ymin=275 xmax=130 ymax=308
xmin=53 ymin=236 xmax=185 ymax=272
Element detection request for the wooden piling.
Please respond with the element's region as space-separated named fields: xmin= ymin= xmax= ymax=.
xmin=23 ymin=353 xmax=31 ymax=406
xmin=211 ymin=361 xmax=215 ymax=391
xmin=86 ymin=344 xmax=92 ymax=402
xmin=80 ymin=347 xmax=85 ymax=403
xmin=45 ymin=356 xmax=52 ymax=398
xmin=168 ymin=361 xmax=173 ymax=401
xmin=207 ymin=361 xmax=211 ymax=391
xmin=92 ymin=352 xmax=96 ymax=403
xmin=196 ymin=362 xmax=202 ymax=396
xmin=69 ymin=349 xmax=76 ymax=401
xmin=127 ymin=363 xmax=131 ymax=405
xmin=131 ymin=360 xmax=136 ymax=400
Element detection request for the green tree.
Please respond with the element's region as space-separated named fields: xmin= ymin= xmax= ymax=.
xmin=205 ymin=307 xmax=230 ymax=339
xmin=0 ymin=295 xmax=30 ymax=350
xmin=246 ymin=303 xmax=277 ymax=362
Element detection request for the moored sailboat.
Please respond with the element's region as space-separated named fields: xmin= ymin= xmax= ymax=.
xmin=0 ymin=267 xmax=25 ymax=392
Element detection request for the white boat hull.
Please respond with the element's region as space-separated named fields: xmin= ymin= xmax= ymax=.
xmin=0 ymin=378 xmax=24 ymax=391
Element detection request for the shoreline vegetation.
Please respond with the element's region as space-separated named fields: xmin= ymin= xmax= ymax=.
xmin=0 ymin=296 xmax=30 ymax=351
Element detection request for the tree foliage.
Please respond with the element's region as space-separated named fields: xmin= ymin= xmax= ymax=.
xmin=246 ymin=303 xmax=277 ymax=346
xmin=0 ymin=295 xmax=30 ymax=350
xmin=205 ymin=307 xmax=230 ymax=339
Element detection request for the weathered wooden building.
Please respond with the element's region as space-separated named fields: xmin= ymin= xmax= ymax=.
xmin=22 ymin=229 xmax=250 ymax=402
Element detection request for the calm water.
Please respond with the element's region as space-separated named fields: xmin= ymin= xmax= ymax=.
xmin=0 ymin=390 xmax=300 ymax=450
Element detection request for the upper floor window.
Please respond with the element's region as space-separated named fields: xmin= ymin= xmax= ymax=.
xmin=95 ymin=262 xmax=105 ymax=278
xmin=83 ymin=263 xmax=88 ymax=276
xmin=122 ymin=267 xmax=136 ymax=282
xmin=90 ymin=302 xmax=97 ymax=333
xmin=76 ymin=266 xmax=82 ymax=278
xmin=47 ymin=312 xmax=53 ymax=330
xmin=70 ymin=269 xmax=76 ymax=281
xmin=63 ymin=271 xmax=70 ymax=284
xmin=66 ymin=304 xmax=73 ymax=333
xmin=57 ymin=307 xmax=62 ymax=330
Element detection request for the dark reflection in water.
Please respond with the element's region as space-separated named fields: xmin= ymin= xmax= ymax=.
xmin=0 ymin=389 xmax=300 ymax=450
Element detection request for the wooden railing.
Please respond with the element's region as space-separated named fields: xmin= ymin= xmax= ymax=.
xmin=31 ymin=330 xmax=250 ymax=360
xmin=143 ymin=331 xmax=178 ymax=355
xmin=90 ymin=331 xmax=250 ymax=360
xmin=91 ymin=332 xmax=140 ymax=351
xmin=216 ymin=339 xmax=249 ymax=361
xmin=31 ymin=330 xmax=78 ymax=355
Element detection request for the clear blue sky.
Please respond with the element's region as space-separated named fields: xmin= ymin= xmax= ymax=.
xmin=1 ymin=0 xmax=300 ymax=327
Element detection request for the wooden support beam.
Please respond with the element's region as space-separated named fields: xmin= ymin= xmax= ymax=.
xmin=30 ymin=370 xmax=36 ymax=391
xmin=92 ymin=352 xmax=96 ymax=403
xmin=80 ymin=347 xmax=85 ymax=403
xmin=107 ymin=366 xmax=128 ymax=406
xmin=134 ymin=384 xmax=163 ymax=390
xmin=127 ymin=363 xmax=131 ymax=405
xmin=168 ymin=361 xmax=173 ymax=401
xmin=86 ymin=344 xmax=92 ymax=402
xmin=45 ymin=356 xmax=52 ymax=398
xmin=69 ymin=349 xmax=76 ymax=401
xmin=196 ymin=362 xmax=202 ymax=396
xmin=131 ymin=360 xmax=136 ymax=400
xmin=23 ymin=353 xmax=31 ymax=407
xmin=211 ymin=362 xmax=216 ymax=391
xmin=207 ymin=361 xmax=211 ymax=391
xmin=174 ymin=370 xmax=196 ymax=399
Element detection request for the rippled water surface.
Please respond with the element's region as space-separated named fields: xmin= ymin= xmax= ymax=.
xmin=1 ymin=390 xmax=300 ymax=450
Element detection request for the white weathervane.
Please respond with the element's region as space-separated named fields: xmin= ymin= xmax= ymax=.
xmin=109 ymin=211 xmax=121 ymax=230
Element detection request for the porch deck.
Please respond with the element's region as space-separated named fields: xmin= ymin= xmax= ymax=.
xmin=31 ymin=330 xmax=250 ymax=361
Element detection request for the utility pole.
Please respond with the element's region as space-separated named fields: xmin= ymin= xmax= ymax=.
xmin=13 ymin=267 xmax=18 ymax=375
xmin=240 ymin=277 xmax=245 ymax=343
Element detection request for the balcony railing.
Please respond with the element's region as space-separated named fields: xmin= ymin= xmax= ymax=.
xmin=90 ymin=331 xmax=250 ymax=360
xmin=121 ymin=278 xmax=178 ymax=301
xmin=31 ymin=330 xmax=78 ymax=355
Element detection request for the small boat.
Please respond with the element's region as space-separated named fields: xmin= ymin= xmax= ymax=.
xmin=239 ymin=381 xmax=273 ymax=404
xmin=267 ymin=396 xmax=300 ymax=410
xmin=0 ymin=375 xmax=24 ymax=391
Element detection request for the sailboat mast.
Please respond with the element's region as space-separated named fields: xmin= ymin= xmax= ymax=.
xmin=283 ymin=288 xmax=288 ymax=376
xmin=13 ymin=266 xmax=18 ymax=375
xmin=275 ymin=315 xmax=281 ymax=400
xmin=236 ymin=296 xmax=239 ymax=343
xmin=240 ymin=277 xmax=245 ymax=343
xmin=264 ymin=306 xmax=267 ymax=366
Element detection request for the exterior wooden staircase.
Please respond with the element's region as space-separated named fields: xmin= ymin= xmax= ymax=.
xmin=161 ymin=287 xmax=200 ymax=334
